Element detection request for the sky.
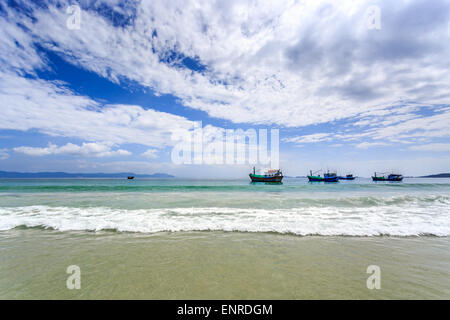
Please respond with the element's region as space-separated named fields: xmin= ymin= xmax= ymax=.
xmin=1 ymin=0 xmax=450 ymax=178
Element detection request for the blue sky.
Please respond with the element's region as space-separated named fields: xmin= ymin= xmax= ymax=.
xmin=1 ymin=0 xmax=450 ymax=177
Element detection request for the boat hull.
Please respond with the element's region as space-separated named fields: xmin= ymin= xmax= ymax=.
xmin=249 ymin=174 xmax=283 ymax=182
xmin=308 ymin=176 xmax=339 ymax=182
xmin=372 ymin=176 xmax=403 ymax=182
xmin=338 ymin=176 xmax=355 ymax=180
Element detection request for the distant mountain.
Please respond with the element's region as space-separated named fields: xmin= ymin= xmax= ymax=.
xmin=419 ymin=173 xmax=450 ymax=178
xmin=0 ymin=171 xmax=175 ymax=178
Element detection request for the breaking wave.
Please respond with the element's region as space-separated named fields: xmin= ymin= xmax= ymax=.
xmin=1 ymin=196 xmax=449 ymax=236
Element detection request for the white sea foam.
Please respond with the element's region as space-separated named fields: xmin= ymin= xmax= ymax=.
xmin=1 ymin=203 xmax=449 ymax=236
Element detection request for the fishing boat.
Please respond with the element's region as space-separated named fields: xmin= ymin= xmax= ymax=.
xmin=307 ymin=170 xmax=339 ymax=182
xmin=127 ymin=176 xmax=135 ymax=180
xmin=307 ymin=170 xmax=324 ymax=182
xmin=372 ymin=172 xmax=403 ymax=182
xmin=249 ymin=167 xmax=283 ymax=183
xmin=338 ymin=174 xmax=356 ymax=180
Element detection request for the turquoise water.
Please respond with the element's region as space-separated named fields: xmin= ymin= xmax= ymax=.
xmin=1 ymin=177 xmax=450 ymax=193
xmin=0 ymin=178 xmax=449 ymax=236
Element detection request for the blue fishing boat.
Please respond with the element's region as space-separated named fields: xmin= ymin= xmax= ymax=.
xmin=372 ymin=172 xmax=403 ymax=182
xmin=337 ymin=174 xmax=355 ymax=180
xmin=307 ymin=170 xmax=339 ymax=182
xmin=324 ymin=171 xmax=339 ymax=182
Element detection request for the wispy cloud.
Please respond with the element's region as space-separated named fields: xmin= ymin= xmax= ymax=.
xmin=141 ymin=149 xmax=158 ymax=159
xmin=409 ymin=143 xmax=450 ymax=152
xmin=0 ymin=149 xmax=9 ymax=160
xmin=14 ymin=142 xmax=131 ymax=157
xmin=282 ymin=133 xmax=333 ymax=144
xmin=355 ymin=141 xmax=388 ymax=149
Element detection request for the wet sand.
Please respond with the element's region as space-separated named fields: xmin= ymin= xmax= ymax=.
xmin=0 ymin=229 xmax=449 ymax=299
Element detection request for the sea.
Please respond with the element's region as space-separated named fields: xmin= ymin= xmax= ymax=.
xmin=0 ymin=177 xmax=449 ymax=299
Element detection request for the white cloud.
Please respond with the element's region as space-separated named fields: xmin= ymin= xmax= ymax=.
xmin=0 ymin=149 xmax=9 ymax=160
xmin=368 ymin=109 xmax=450 ymax=141
xmin=282 ymin=105 xmax=450 ymax=148
xmin=14 ymin=142 xmax=131 ymax=157
xmin=355 ymin=141 xmax=388 ymax=149
xmin=0 ymin=72 xmax=195 ymax=148
xmin=283 ymin=133 xmax=332 ymax=144
xmin=0 ymin=11 xmax=46 ymax=74
xmin=141 ymin=148 xmax=158 ymax=159
xmin=409 ymin=143 xmax=450 ymax=152
xmin=3 ymin=0 xmax=450 ymax=129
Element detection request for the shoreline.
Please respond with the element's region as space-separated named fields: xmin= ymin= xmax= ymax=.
xmin=4 ymin=225 xmax=450 ymax=238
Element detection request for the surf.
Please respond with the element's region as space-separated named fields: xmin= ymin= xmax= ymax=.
xmin=1 ymin=200 xmax=449 ymax=236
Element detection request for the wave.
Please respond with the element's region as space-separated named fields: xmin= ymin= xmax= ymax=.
xmin=1 ymin=193 xmax=449 ymax=210
xmin=1 ymin=202 xmax=449 ymax=236
xmin=305 ymin=194 xmax=450 ymax=207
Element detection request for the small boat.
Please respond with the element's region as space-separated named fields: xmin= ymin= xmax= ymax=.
xmin=338 ymin=174 xmax=356 ymax=180
xmin=127 ymin=176 xmax=135 ymax=180
xmin=249 ymin=167 xmax=283 ymax=183
xmin=308 ymin=170 xmax=339 ymax=182
xmin=372 ymin=172 xmax=403 ymax=182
